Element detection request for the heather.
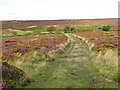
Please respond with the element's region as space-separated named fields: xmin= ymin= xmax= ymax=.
xmin=2 ymin=34 xmax=68 ymax=61
xmin=2 ymin=62 xmax=30 ymax=88
xmin=1 ymin=19 xmax=119 ymax=88
xmin=73 ymin=31 xmax=118 ymax=83
xmin=74 ymin=31 xmax=119 ymax=51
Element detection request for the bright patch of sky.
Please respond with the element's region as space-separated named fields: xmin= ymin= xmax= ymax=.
xmin=0 ymin=0 xmax=119 ymax=20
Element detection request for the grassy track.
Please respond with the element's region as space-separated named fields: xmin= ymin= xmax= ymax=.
xmin=24 ymin=33 xmax=118 ymax=88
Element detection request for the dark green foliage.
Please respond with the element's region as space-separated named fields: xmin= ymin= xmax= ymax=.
xmin=5 ymin=41 xmax=16 ymax=43
xmin=70 ymin=27 xmax=75 ymax=32
xmin=47 ymin=26 xmax=56 ymax=32
xmin=64 ymin=26 xmax=70 ymax=33
xmin=114 ymin=72 xmax=120 ymax=83
xmin=64 ymin=26 xmax=75 ymax=33
xmin=98 ymin=27 xmax=102 ymax=29
xmin=2 ymin=62 xmax=30 ymax=88
xmin=101 ymin=25 xmax=111 ymax=31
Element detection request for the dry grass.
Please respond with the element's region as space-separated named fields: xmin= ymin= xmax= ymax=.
xmin=90 ymin=49 xmax=118 ymax=79
xmin=73 ymin=34 xmax=118 ymax=79
xmin=7 ymin=35 xmax=70 ymax=70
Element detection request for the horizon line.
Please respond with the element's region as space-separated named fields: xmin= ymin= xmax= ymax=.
xmin=1 ymin=18 xmax=119 ymax=21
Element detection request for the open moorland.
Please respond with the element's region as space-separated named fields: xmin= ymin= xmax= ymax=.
xmin=1 ymin=18 xmax=119 ymax=88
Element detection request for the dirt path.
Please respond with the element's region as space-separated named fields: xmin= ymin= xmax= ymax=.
xmin=40 ymin=33 xmax=92 ymax=88
xmin=8 ymin=29 xmax=33 ymax=32
xmin=24 ymin=33 xmax=117 ymax=88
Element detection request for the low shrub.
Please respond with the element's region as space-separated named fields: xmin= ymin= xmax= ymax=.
xmin=2 ymin=62 xmax=30 ymax=88
xmin=47 ymin=26 xmax=56 ymax=32
xmin=114 ymin=72 xmax=120 ymax=82
xmin=64 ymin=26 xmax=75 ymax=33
xmin=101 ymin=25 xmax=111 ymax=31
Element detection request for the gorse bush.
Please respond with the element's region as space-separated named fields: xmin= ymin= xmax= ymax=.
xmin=64 ymin=26 xmax=75 ymax=33
xmin=101 ymin=25 xmax=111 ymax=31
xmin=47 ymin=26 xmax=56 ymax=32
xmin=64 ymin=26 xmax=70 ymax=33
xmin=71 ymin=27 xmax=75 ymax=32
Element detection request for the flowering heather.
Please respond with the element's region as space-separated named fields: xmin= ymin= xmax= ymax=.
xmin=74 ymin=31 xmax=119 ymax=49
xmin=112 ymin=43 xmax=120 ymax=46
xmin=2 ymin=62 xmax=28 ymax=88
xmin=2 ymin=65 xmax=9 ymax=71
xmin=2 ymin=81 xmax=8 ymax=88
xmin=2 ymin=34 xmax=68 ymax=60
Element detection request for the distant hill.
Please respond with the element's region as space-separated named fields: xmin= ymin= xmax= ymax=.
xmin=2 ymin=18 xmax=118 ymax=28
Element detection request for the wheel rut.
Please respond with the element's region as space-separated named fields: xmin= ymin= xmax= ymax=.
xmin=39 ymin=34 xmax=96 ymax=88
xmin=25 ymin=33 xmax=115 ymax=88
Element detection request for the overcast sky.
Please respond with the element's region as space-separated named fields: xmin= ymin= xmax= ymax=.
xmin=0 ymin=0 xmax=119 ymax=20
